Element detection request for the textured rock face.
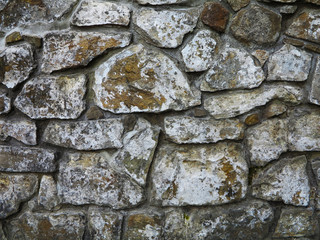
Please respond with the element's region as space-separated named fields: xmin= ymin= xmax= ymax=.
xmin=164 ymin=116 xmax=244 ymax=144
xmin=0 ymin=173 xmax=38 ymax=219
xmin=263 ymin=100 xmax=287 ymax=118
xmin=151 ymin=142 xmax=248 ymax=206
xmin=231 ymin=4 xmax=282 ymax=45
xmin=38 ymin=175 xmax=60 ymax=211
xmin=0 ymin=94 xmax=10 ymax=115
xmin=14 ymin=75 xmax=86 ymax=119
xmin=252 ymin=156 xmax=310 ymax=206
xmin=200 ymin=2 xmax=229 ymax=32
xmin=267 ymin=44 xmax=312 ymax=81
xmin=93 ymin=44 xmax=200 ymax=113
xmin=252 ymin=49 xmax=269 ymax=66
xmin=227 ymin=0 xmax=250 ymax=11
xmin=71 ymin=1 xmax=130 ymax=26
xmin=309 ymin=56 xmax=320 ymax=105
xmin=136 ymin=0 xmax=188 ymax=4
xmin=43 ymin=119 xmax=124 ymax=150
xmin=200 ymin=45 xmax=265 ymax=92
xmin=133 ymin=9 xmax=198 ymax=48
xmin=41 ymin=31 xmax=131 ymax=73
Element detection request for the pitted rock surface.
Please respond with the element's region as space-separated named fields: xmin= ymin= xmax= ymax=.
xmin=38 ymin=175 xmax=60 ymax=211
xmin=0 ymin=119 xmax=36 ymax=145
xmin=0 ymin=94 xmax=10 ymax=115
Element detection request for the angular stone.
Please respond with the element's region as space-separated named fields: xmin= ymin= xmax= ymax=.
xmin=71 ymin=1 xmax=131 ymax=27
xmin=86 ymin=106 xmax=104 ymax=120
xmin=43 ymin=119 xmax=124 ymax=150
xmin=38 ymin=175 xmax=60 ymax=211
xmin=200 ymin=2 xmax=229 ymax=32
xmin=244 ymin=113 xmax=260 ymax=126
xmin=200 ymin=45 xmax=265 ymax=92
xmin=133 ymin=8 xmax=198 ymax=48
xmin=231 ymin=4 xmax=282 ymax=45
xmin=309 ymin=56 xmax=320 ymax=105
xmin=93 ymin=44 xmax=200 ymax=113
xmin=263 ymin=100 xmax=287 ymax=118
xmin=14 ymin=75 xmax=86 ymax=119
xmin=305 ymin=43 xmax=320 ymax=54
xmin=273 ymin=208 xmax=316 ymax=238
xmin=252 ymin=156 xmax=310 ymax=206
xmin=164 ymin=116 xmax=244 ymax=144
xmin=0 ymin=173 xmax=38 ymax=219
xmin=0 ymin=43 xmax=35 ymax=88
xmin=246 ymin=118 xmax=288 ymax=167
xmin=193 ymin=108 xmax=208 ymax=117
xmin=0 ymin=119 xmax=36 ymax=145
xmin=204 ymin=84 xmax=303 ymax=119
xmin=286 ymin=10 xmax=320 ymax=44
xmin=5 ymin=31 xmax=23 ymax=44
xmin=280 ymin=5 xmax=297 ymax=14
xmin=252 ymin=49 xmax=269 ymax=66
xmin=267 ymin=44 xmax=312 ymax=82
xmin=58 ymin=151 xmax=144 ymax=209
xmin=0 ymin=94 xmax=10 ymax=115
xmin=151 ymin=142 xmax=248 ymax=206
xmin=181 ymin=30 xmax=219 ymax=72
xmin=136 ymin=0 xmax=188 ymax=4
xmin=227 ymin=0 xmax=250 ymax=11
xmin=88 ymin=207 xmax=122 ymax=240
xmin=305 ymin=0 xmax=320 ymax=5
xmin=41 ymin=31 xmax=131 ymax=73
xmin=4 ymin=211 xmax=86 ymax=240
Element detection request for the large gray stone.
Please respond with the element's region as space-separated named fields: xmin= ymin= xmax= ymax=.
xmin=0 ymin=119 xmax=36 ymax=145
xmin=309 ymin=56 xmax=320 ymax=105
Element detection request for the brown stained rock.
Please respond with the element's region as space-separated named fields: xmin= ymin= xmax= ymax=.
xmin=283 ymin=37 xmax=305 ymax=47
xmin=263 ymin=100 xmax=287 ymax=118
xmin=5 ymin=31 xmax=23 ymax=44
xmin=305 ymin=43 xmax=320 ymax=54
xmin=85 ymin=106 xmax=104 ymax=120
xmin=252 ymin=49 xmax=269 ymax=66
xmin=201 ymin=2 xmax=230 ymax=32
xmin=227 ymin=0 xmax=250 ymax=11
xmin=194 ymin=108 xmax=208 ymax=117
xmin=23 ymin=35 xmax=42 ymax=48
xmin=245 ymin=114 xmax=260 ymax=126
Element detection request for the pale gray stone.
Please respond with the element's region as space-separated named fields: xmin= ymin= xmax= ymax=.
xmin=267 ymin=44 xmax=312 ymax=82
xmin=37 ymin=175 xmax=60 ymax=211
xmin=93 ymin=44 xmax=201 ymax=113
xmin=0 ymin=146 xmax=56 ymax=172
xmin=252 ymin=156 xmax=310 ymax=206
xmin=309 ymin=56 xmax=320 ymax=105
xmin=71 ymin=0 xmax=131 ymax=26
xmin=164 ymin=116 xmax=244 ymax=144
xmin=133 ymin=8 xmax=198 ymax=48
xmin=200 ymin=45 xmax=265 ymax=92
xmin=43 ymin=119 xmax=124 ymax=150
xmin=136 ymin=0 xmax=188 ymax=4
xmin=0 ymin=94 xmax=10 ymax=115
xmin=0 ymin=119 xmax=36 ymax=145
xmin=204 ymin=84 xmax=303 ymax=119
xmin=280 ymin=5 xmax=297 ymax=14
xmin=41 ymin=31 xmax=131 ymax=73
xmin=151 ymin=142 xmax=248 ymax=206
xmin=14 ymin=75 xmax=86 ymax=119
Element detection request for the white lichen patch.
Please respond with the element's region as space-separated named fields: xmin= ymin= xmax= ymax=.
xmin=0 ymin=119 xmax=36 ymax=145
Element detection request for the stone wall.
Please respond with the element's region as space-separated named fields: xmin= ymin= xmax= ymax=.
xmin=0 ymin=0 xmax=320 ymax=239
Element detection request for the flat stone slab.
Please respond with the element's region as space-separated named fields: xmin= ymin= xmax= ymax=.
xmin=309 ymin=56 xmax=320 ymax=105
xmin=93 ymin=44 xmax=200 ymax=113
xmin=0 ymin=119 xmax=36 ymax=145
xmin=151 ymin=142 xmax=248 ymax=206
xmin=0 ymin=93 xmax=11 ymax=115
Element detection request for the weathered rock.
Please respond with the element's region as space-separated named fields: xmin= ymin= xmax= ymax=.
xmin=151 ymin=142 xmax=248 ymax=206
xmin=136 ymin=0 xmax=188 ymax=4
xmin=58 ymin=151 xmax=144 ymax=208
xmin=280 ymin=5 xmax=297 ymax=14
xmin=204 ymin=84 xmax=303 ymax=119
xmin=88 ymin=207 xmax=123 ymax=240
xmin=200 ymin=45 xmax=265 ymax=92
xmin=23 ymin=34 xmax=42 ymax=48
xmin=252 ymin=49 xmax=269 ymax=66
xmin=0 ymin=146 xmax=56 ymax=172
xmin=14 ymin=75 xmax=86 ymax=119
xmin=263 ymin=100 xmax=287 ymax=118
xmin=244 ymin=113 xmax=260 ymax=126
xmin=231 ymin=4 xmax=282 ymax=45
xmin=133 ymin=8 xmax=198 ymax=48
xmin=43 ymin=119 xmax=124 ymax=150
xmin=164 ymin=116 xmax=244 ymax=144
xmin=38 ymin=175 xmax=60 ymax=211
xmin=86 ymin=106 xmax=104 ymax=120
xmin=305 ymin=42 xmax=320 ymax=54
xmin=124 ymin=213 xmax=162 ymax=240
xmin=193 ymin=108 xmax=208 ymax=117
xmin=286 ymin=10 xmax=320 ymax=44
xmin=4 ymin=211 xmax=86 ymax=240
xmin=0 ymin=222 xmax=6 ymax=240
xmin=93 ymin=44 xmax=201 ymax=113
xmin=0 ymin=119 xmax=36 ymax=145
xmin=200 ymin=2 xmax=230 ymax=32
xmin=5 ymin=31 xmax=23 ymax=44
xmin=305 ymin=0 xmax=320 ymax=5
xmin=267 ymin=44 xmax=312 ymax=82
xmin=273 ymin=208 xmax=316 ymax=238
xmin=0 ymin=94 xmax=10 ymax=115
xmin=246 ymin=118 xmax=288 ymax=167
xmin=41 ymin=31 xmax=131 ymax=73
xmin=252 ymin=156 xmax=310 ymax=206
xmin=227 ymin=0 xmax=250 ymax=11
xmin=181 ymin=30 xmax=219 ymax=72
xmin=71 ymin=0 xmax=131 ymax=26
xmin=0 ymin=43 xmax=35 ymax=88
xmin=0 ymin=173 xmax=38 ymax=219
xmin=309 ymin=56 xmax=320 ymax=105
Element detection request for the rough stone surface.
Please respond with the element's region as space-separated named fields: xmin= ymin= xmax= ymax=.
xmin=38 ymin=175 xmax=60 ymax=211
xmin=200 ymin=45 xmax=265 ymax=92
xmin=43 ymin=119 xmax=124 ymax=150
xmin=0 ymin=43 xmax=35 ymax=89
xmin=227 ymin=0 xmax=250 ymax=11
xmin=231 ymin=4 xmax=282 ymax=45
xmin=200 ymin=2 xmax=229 ymax=32
xmin=244 ymin=114 xmax=260 ymax=126
xmin=252 ymin=156 xmax=310 ymax=206
xmin=204 ymin=84 xmax=303 ymax=119
xmin=71 ymin=1 xmax=131 ymax=27
xmin=93 ymin=44 xmax=200 ymax=113
xmin=263 ymin=100 xmax=287 ymax=118
xmin=181 ymin=30 xmax=219 ymax=72
xmin=133 ymin=8 xmax=198 ymax=48
xmin=0 ymin=119 xmax=36 ymax=145
xmin=267 ymin=44 xmax=312 ymax=82
xmin=136 ymin=0 xmax=188 ymax=4
xmin=151 ymin=142 xmax=248 ymax=206
xmin=5 ymin=31 xmax=23 ymax=44
xmin=305 ymin=0 xmax=320 ymax=4
xmin=252 ymin=49 xmax=269 ymax=66
xmin=41 ymin=31 xmax=131 ymax=73
xmin=86 ymin=106 xmax=104 ymax=120
xmin=280 ymin=5 xmax=297 ymax=14
xmin=14 ymin=75 xmax=86 ymax=119
xmin=246 ymin=118 xmax=288 ymax=167
xmin=309 ymin=56 xmax=320 ymax=105
xmin=164 ymin=116 xmax=244 ymax=144
xmin=0 ymin=173 xmax=38 ymax=219
xmin=0 ymin=146 xmax=56 ymax=172
xmin=0 ymin=94 xmax=10 ymax=115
